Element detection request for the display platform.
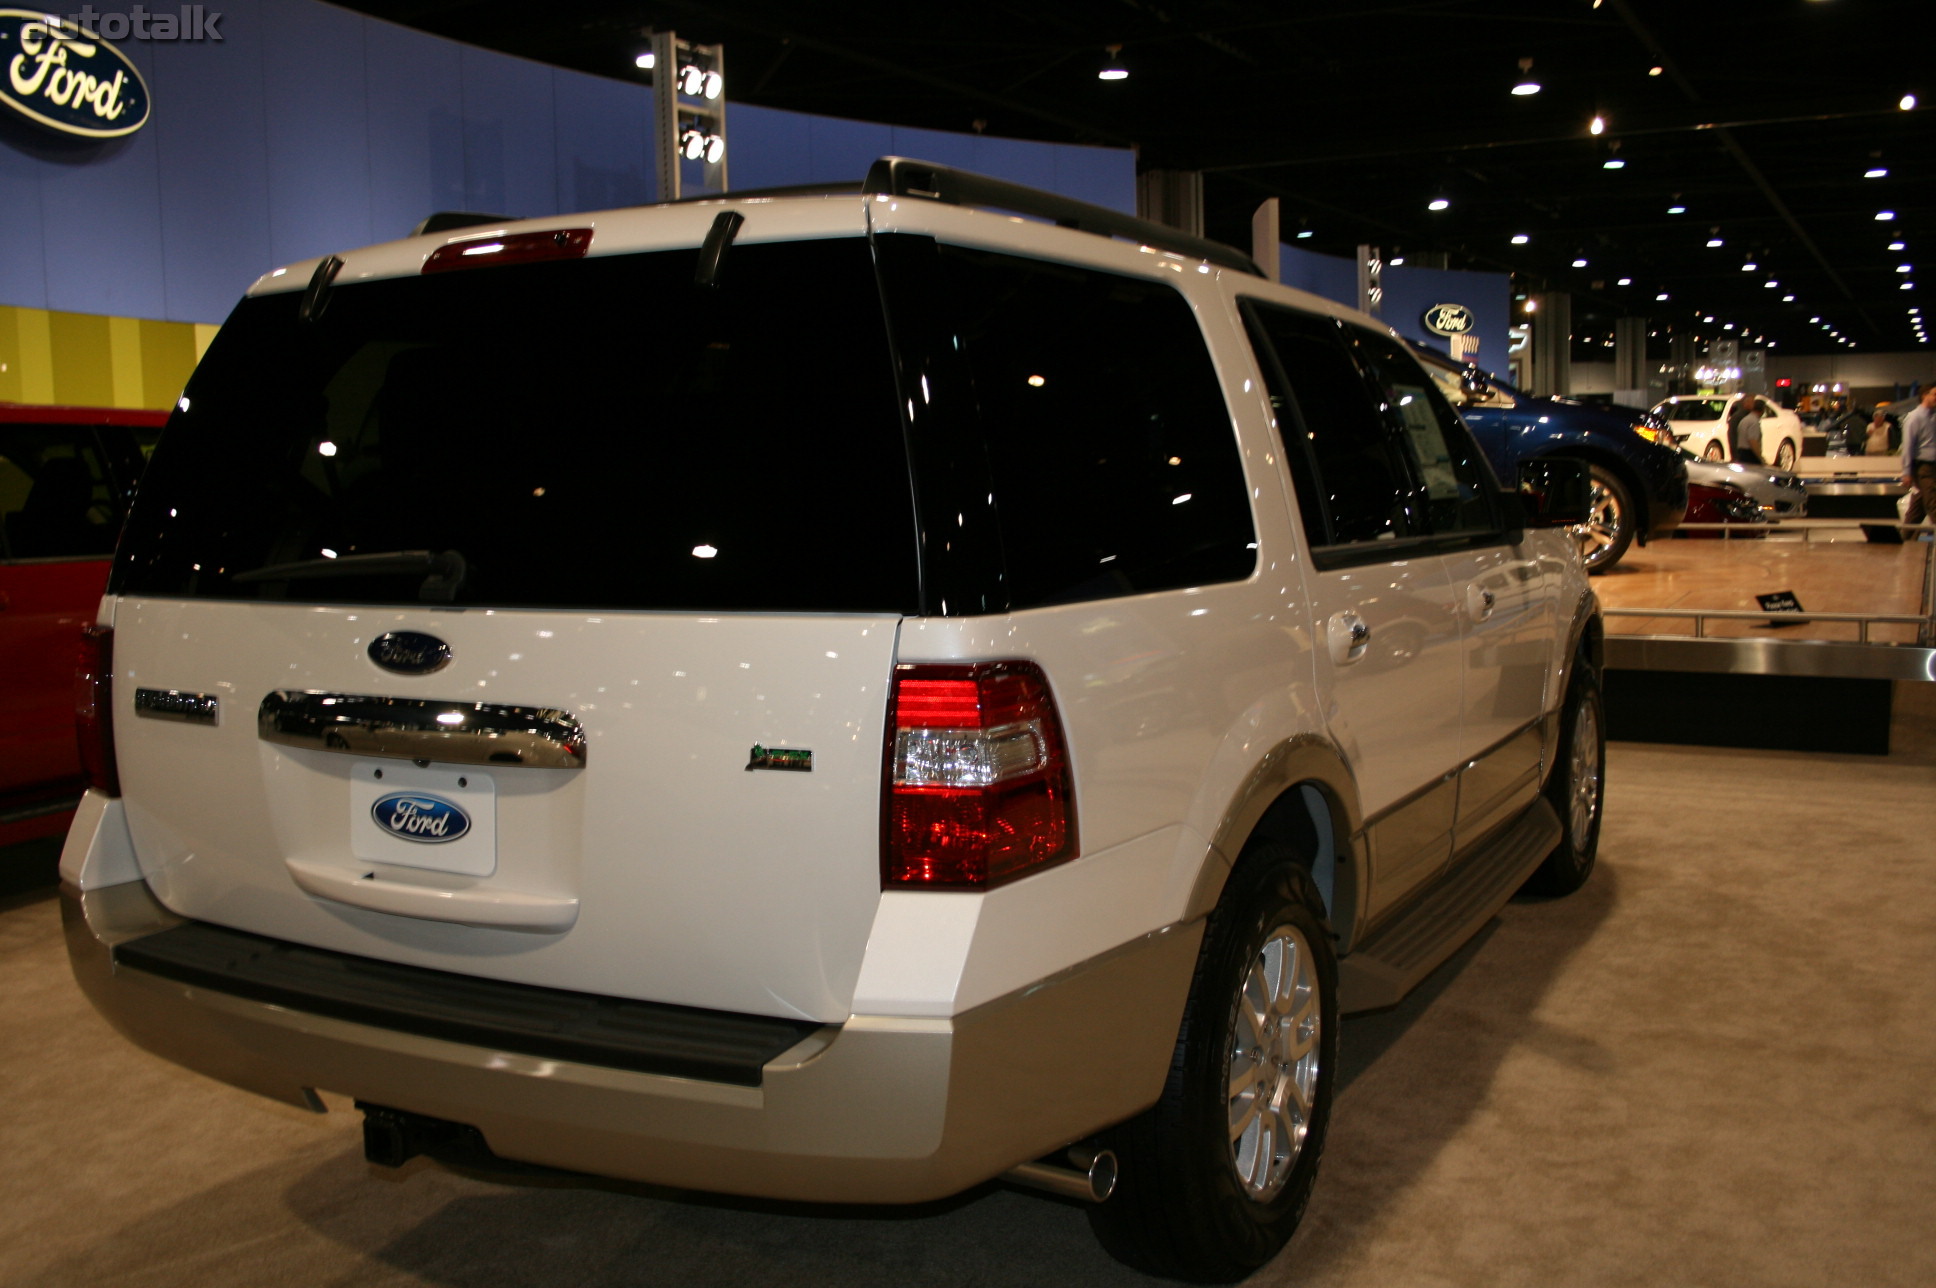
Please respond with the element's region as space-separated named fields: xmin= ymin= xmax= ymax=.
xmin=1593 ymin=531 xmax=1933 ymax=754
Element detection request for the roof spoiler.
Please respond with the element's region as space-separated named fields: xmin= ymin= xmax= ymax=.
xmin=410 ymin=211 xmax=515 ymax=237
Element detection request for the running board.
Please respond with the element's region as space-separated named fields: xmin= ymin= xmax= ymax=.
xmin=1338 ymin=798 xmax=1562 ymax=1013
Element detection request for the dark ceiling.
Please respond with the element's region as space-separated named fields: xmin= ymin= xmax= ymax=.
xmin=337 ymin=0 xmax=1932 ymax=359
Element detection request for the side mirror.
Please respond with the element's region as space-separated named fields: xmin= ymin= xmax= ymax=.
xmin=1515 ymin=457 xmax=1592 ymax=527
xmin=1461 ymin=372 xmax=1493 ymax=405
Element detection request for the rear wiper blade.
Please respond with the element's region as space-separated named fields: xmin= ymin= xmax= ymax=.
xmin=231 ymin=549 xmax=470 ymax=602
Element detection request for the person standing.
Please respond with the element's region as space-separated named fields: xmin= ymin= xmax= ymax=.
xmin=1901 ymin=386 xmax=1936 ymax=486
xmin=1866 ymin=406 xmax=1894 ymax=455
xmin=1730 ymin=394 xmax=1764 ymax=465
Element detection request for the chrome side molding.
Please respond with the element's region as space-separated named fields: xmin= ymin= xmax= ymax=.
xmin=135 ymin=688 xmax=220 ymax=725
xmin=258 ymin=691 xmax=586 ymax=768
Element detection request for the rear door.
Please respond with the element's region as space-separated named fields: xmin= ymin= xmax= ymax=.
xmin=1240 ymin=304 xmax=1467 ymax=917
xmin=106 ymin=229 xmax=921 ymax=1023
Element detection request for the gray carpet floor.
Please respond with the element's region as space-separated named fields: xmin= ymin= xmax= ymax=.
xmin=4 ymin=685 xmax=1933 ymax=1287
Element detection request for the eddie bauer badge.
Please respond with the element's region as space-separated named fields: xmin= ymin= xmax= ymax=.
xmin=746 ymin=744 xmax=813 ymax=772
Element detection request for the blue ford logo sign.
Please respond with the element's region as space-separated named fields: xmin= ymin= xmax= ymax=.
xmin=369 ymin=631 xmax=452 ymax=675
xmin=1 ymin=11 xmax=150 ymax=139
xmin=371 ymin=792 xmax=471 ymax=844
xmin=1423 ymin=303 xmax=1476 ymax=337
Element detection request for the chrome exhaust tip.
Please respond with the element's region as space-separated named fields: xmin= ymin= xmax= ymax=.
xmin=1002 ymin=1143 xmax=1118 ymax=1203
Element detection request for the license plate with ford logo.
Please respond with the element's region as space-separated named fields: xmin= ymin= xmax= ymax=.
xmin=349 ymin=762 xmax=497 ymax=876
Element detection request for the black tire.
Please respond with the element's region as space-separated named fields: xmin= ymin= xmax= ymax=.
xmin=1702 ymin=440 xmax=1727 ymax=462
xmin=1088 ymin=850 xmax=1338 ymax=1282
xmin=1574 ymin=465 xmax=1635 ymax=573
xmin=1522 ymin=665 xmax=1603 ymax=896
xmin=1773 ymin=438 xmax=1797 ymax=471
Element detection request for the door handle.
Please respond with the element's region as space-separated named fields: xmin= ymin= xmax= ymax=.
xmin=1327 ymin=611 xmax=1371 ymax=665
xmin=1468 ymin=584 xmax=1497 ymax=622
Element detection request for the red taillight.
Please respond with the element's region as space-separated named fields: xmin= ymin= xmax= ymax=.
xmin=883 ymin=661 xmax=1076 ymax=889
xmin=75 ymin=625 xmax=120 ymax=797
xmin=421 ymin=228 xmax=592 ymax=274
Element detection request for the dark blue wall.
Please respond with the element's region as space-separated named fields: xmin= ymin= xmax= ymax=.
xmin=1 ymin=0 xmax=1133 ymax=324
xmin=1275 ymin=245 xmax=1509 ymax=368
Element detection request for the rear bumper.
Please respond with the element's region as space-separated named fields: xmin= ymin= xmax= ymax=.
xmin=62 ymin=878 xmax=1199 ymax=1204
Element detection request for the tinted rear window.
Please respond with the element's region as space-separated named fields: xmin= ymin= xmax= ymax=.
xmin=114 ymin=239 xmax=920 ymax=613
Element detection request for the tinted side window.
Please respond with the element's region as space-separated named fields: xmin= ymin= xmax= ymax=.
xmin=0 ymin=427 xmax=119 ymax=560
xmin=1345 ymin=327 xmax=1499 ymax=536
xmin=1242 ymin=304 xmax=1419 ymax=547
xmin=936 ymin=247 xmax=1256 ymax=608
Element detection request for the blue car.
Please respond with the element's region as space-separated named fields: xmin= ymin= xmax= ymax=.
xmin=1413 ymin=348 xmax=1688 ymax=572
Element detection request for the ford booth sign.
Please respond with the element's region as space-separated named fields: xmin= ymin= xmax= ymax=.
xmin=371 ymin=792 xmax=472 ymax=844
xmin=1 ymin=11 xmax=150 ymax=138
xmin=1423 ymin=302 xmax=1476 ymax=337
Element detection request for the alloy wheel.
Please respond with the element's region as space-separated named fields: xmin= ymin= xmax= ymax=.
xmin=1569 ymin=696 xmax=1602 ymax=842
xmin=1227 ymin=923 xmax=1322 ymax=1202
xmin=1573 ymin=480 xmax=1624 ymax=569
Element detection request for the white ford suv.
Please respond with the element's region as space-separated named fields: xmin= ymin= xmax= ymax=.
xmin=62 ymin=159 xmax=1603 ymax=1281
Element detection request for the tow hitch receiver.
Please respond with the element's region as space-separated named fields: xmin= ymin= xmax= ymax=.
xmin=357 ymin=1102 xmax=477 ymax=1169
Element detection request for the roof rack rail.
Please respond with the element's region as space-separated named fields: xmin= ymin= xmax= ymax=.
xmin=863 ymin=156 xmax=1263 ymax=278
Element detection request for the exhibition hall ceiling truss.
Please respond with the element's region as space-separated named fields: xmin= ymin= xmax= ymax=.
xmin=343 ymin=0 xmax=1931 ymax=356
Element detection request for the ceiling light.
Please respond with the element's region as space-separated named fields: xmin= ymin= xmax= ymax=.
xmin=1783 ymin=295 xmax=1795 ymax=302
xmin=1899 ymin=264 xmax=1914 ymax=272
xmin=1703 ymin=315 xmax=1715 ymax=322
xmin=1810 ymin=316 xmax=1821 ymax=322
xmin=1511 ymin=233 xmax=1530 ymax=245
xmin=1618 ymin=277 xmax=1632 ymax=285
xmin=1866 ymin=167 xmax=1889 ymax=178
xmin=1512 ymin=57 xmax=1540 ymax=96
xmin=1390 ymin=256 xmax=1405 ymax=266
xmin=1877 ymin=211 xmax=1897 ymax=220
xmin=1707 ymin=237 xmax=1724 ymax=248
xmin=1667 ymin=203 xmax=1687 ymax=214
xmin=1428 ymin=198 xmax=1450 ymax=211
xmin=1295 ymin=230 xmax=1313 ymax=239
xmin=1656 ymin=292 xmax=1670 ymax=301
xmin=1524 ymin=299 xmax=1538 ymax=313
xmin=1741 ymin=261 xmax=1757 ymax=271
xmin=1603 ymin=158 xmax=1625 ymax=169
xmin=1098 ymin=44 xmax=1128 ymax=80
xmin=1649 ymin=66 xmax=1663 ymax=77
xmin=634 ymin=51 xmax=655 ymax=70
xmin=1889 ymin=242 xmax=1907 ymax=251
xmin=1572 ymin=258 xmax=1588 ymax=267
xmin=1904 ymin=282 xmax=1917 ymax=290
xmin=1902 ymin=94 xmax=1917 ymax=111
xmin=1590 ymin=114 xmax=1606 ymax=135
xmin=1764 ymin=280 xmax=1778 ymax=288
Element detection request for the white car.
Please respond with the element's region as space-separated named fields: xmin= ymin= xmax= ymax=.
xmin=1652 ymin=394 xmax=1805 ymax=471
xmin=60 ymin=158 xmax=1602 ymax=1282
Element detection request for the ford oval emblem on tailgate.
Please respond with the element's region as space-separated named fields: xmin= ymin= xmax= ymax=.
xmin=369 ymin=631 xmax=451 ymax=674
xmin=371 ymin=792 xmax=471 ymax=843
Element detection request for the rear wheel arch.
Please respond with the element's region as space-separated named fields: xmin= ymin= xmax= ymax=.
xmin=1195 ymin=739 xmax=1364 ymax=951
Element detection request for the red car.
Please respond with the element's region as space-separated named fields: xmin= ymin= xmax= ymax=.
xmin=1 ymin=403 xmax=165 ymax=848
xmin=1674 ymin=478 xmax=1768 ymax=538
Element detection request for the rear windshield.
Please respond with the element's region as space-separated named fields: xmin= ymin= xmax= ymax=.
xmin=113 ymin=239 xmax=920 ymax=613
